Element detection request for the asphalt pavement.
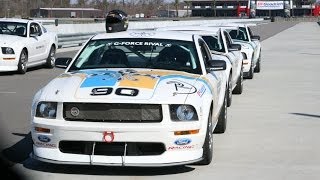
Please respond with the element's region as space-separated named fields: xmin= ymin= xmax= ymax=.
xmin=0 ymin=21 xmax=319 ymax=180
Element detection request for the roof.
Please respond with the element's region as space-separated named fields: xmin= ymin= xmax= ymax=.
xmin=0 ymin=18 xmax=30 ymax=23
xmin=176 ymin=30 xmax=220 ymax=37
xmin=39 ymin=8 xmax=102 ymax=11
xmin=203 ymin=22 xmax=256 ymax=28
xmin=157 ymin=26 xmax=221 ymax=35
xmin=92 ymin=30 xmax=196 ymax=42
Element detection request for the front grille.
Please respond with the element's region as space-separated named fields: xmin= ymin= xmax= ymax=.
xmin=59 ymin=141 xmax=166 ymax=156
xmin=63 ymin=103 xmax=162 ymax=122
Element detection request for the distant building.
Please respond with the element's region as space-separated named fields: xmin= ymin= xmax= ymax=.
xmin=184 ymin=0 xmax=319 ymax=17
xmin=185 ymin=0 xmax=249 ymax=17
xmin=30 ymin=8 xmax=104 ymax=18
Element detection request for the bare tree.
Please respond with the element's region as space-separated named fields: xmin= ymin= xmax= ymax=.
xmin=174 ymin=0 xmax=179 ymax=17
xmin=310 ymin=0 xmax=316 ymax=16
xmin=211 ymin=0 xmax=216 ymax=17
xmin=186 ymin=1 xmax=191 ymax=17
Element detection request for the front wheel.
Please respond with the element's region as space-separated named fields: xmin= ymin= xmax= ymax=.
xmin=226 ymin=74 xmax=232 ymax=107
xmin=214 ymin=88 xmax=227 ymax=134
xmin=17 ymin=50 xmax=28 ymax=74
xmin=245 ymin=60 xmax=254 ymax=79
xmin=232 ymin=68 xmax=243 ymax=94
xmin=46 ymin=46 xmax=56 ymax=68
xmin=254 ymin=55 xmax=261 ymax=73
xmin=197 ymin=109 xmax=214 ymax=165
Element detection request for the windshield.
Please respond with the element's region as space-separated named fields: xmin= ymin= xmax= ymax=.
xmin=227 ymin=27 xmax=249 ymax=42
xmin=202 ymin=35 xmax=225 ymax=53
xmin=0 ymin=22 xmax=27 ymax=37
xmin=68 ymin=38 xmax=202 ymax=74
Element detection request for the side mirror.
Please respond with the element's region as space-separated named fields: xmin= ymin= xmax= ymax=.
xmin=251 ymin=35 xmax=260 ymax=40
xmin=30 ymin=32 xmax=41 ymax=37
xmin=55 ymin=57 xmax=72 ymax=69
xmin=207 ymin=60 xmax=226 ymax=71
xmin=30 ymin=33 xmax=37 ymax=37
xmin=229 ymin=44 xmax=241 ymax=51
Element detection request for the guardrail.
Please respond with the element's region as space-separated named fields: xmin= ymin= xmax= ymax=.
xmin=273 ymin=17 xmax=320 ymax=22
xmin=58 ymin=32 xmax=103 ymax=48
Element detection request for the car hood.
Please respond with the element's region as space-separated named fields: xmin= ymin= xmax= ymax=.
xmin=0 ymin=35 xmax=24 ymax=46
xmin=40 ymin=69 xmax=205 ymax=104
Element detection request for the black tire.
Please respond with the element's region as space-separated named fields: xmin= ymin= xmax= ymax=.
xmin=214 ymin=89 xmax=227 ymax=134
xmin=232 ymin=68 xmax=243 ymax=94
xmin=226 ymin=74 xmax=232 ymax=107
xmin=197 ymin=108 xmax=214 ymax=165
xmin=245 ymin=60 xmax=254 ymax=79
xmin=254 ymin=55 xmax=261 ymax=73
xmin=17 ymin=50 xmax=28 ymax=74
xmin=46 ymin=46 xmax=56 ymax=68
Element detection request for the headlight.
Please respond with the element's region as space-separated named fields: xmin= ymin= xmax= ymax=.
xmin=170 ymin=105 xmax=198 ymax=121
xmin=35 ymin=102 xmax=57 ymax=119
xmin=1 ymin=47 xmax=15 ymax=54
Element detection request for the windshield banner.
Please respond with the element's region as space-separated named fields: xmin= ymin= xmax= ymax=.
xmin=256 ymin=1 xmax=284 ymax=10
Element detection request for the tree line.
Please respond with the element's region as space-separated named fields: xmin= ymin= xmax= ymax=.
xmin=0 ymin=0 xmax=185 ymax=18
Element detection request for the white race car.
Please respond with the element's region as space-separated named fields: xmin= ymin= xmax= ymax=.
xmin=157 ymin=26 xmax=244 ymax=107
xmin=205 ymin=23 xmax=261 ymax=79
xmin=0 ymin=18 xmax=58 ymax=74
xmin=31 ymin=30 xmax=228 ymax=166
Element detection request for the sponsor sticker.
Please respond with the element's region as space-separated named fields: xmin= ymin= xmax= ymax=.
xmin=35 ymin=141 xmax=56 ymax=148
xmin=38 ymin=135 xmax=51 ymax=143
xmin=174 ymin=138 xmax=192 ymax=145
xmin=168 ymin=145 xmax=195 ymax=150
xmin=111 ymin=41 xmax=172 ymax=47
xmin=197 ymin=85 xmax=206 ymax=97
xmin=129 ymin=32 xmax=155 ymax=37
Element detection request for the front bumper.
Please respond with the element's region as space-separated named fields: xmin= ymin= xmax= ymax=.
xmin=0 ymin=54 xmax=18 ymax=72
xmin=241 ymin=50 xmax=253 ymax=73
xmin=31 ymin=117 xmax=206 ymax=166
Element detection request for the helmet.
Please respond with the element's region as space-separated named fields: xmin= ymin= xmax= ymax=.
xmin=105 ymin=10 xmax=129 ymax=33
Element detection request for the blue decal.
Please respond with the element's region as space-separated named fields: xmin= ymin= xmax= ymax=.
xmin=80 ymin=70 xmax=120 ymax=88
xmin=38 ymin=135 xmax=51 ymax=143
xmin=174 ymin=138 xmax=192 ymax=146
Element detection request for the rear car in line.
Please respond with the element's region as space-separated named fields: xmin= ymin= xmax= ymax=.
xmin=204 ymin=23 xmax=262 ymax=79
xmin=157 ymin=25 xmax=244 ymax=107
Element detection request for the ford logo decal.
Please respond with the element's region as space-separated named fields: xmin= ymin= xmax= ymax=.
xmin=38 ymin=135 xmax=51 ymax=143
xmin=174 ymin=138 xmax=192 ymax=146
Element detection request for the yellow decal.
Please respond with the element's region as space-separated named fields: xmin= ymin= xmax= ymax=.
xmin=119 ymin=75 xmax=158 ymax=89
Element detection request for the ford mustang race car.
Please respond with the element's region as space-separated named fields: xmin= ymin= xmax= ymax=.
xmin=157 ymin=26 xmax=244 ymax=106
xmin=0 ymin=18 xmax=58 ymax=74
xmin=204 ymin=23 xmax=261 ymax=79
xmin=31 ymin=30 xmax=228 ymax=166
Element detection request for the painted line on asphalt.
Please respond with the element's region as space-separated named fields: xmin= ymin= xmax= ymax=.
xmin=0 ymin=92 xmax=17 ymax=94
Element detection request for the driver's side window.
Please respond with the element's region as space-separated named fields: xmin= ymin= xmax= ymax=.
xmin=30 ymin=23 xmax=42 ymax=36
xmin=223 ymin=31 xmax=232 ymax=48
xmin=199 ymin=40 xmax=212 ymax=67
